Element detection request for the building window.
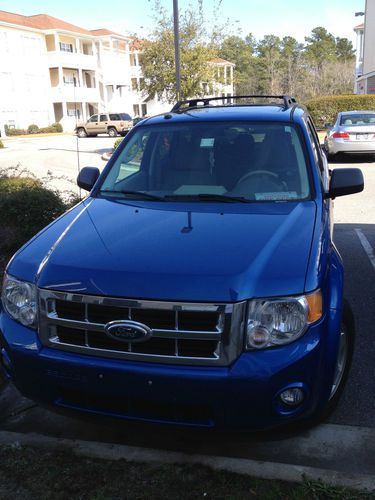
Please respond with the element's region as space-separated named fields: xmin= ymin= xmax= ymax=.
xmin=141 ymin=104 xmax=147 ymax=116
xmin=131 ymin=78 xmax=138 ymax=91
xmin=60 ymin=42 xmax=73 ymax=53
xmin=130 ymin=54 xmax=137 ymax=66
xmin=133 ymin=104 xmax=140 ymax=116
xmin=63 ymin=75 xmax=75 ymax=85
xmin=67 ymin=108 xmax=80 ymax=118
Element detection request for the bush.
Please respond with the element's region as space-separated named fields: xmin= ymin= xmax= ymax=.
xmin=113 ymin=138 xmax=122 ymax=150
xmin=27 ymin=124 xmax=39 ymax=134
xmin=52 ymin=122 xmax=63 ymax=132
xmin=0 ymin=168 xmax=69 ymax=253
xmin=5 ymin=127 xmax=27 ymax=136
xmin=0 ymin=140 xmax=3 ymax=149
xmin=305 ymin=94 xmax=375 ymax=128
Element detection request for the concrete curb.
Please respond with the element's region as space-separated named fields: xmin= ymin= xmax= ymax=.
xmin=0 ymin=430 xmax=374 ymax=492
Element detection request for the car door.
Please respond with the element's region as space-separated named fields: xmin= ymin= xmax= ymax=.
xmin=86 ymin=115 xmax=99 ymax=135
xmin=98 ymin=114 xmax=109 ymax=134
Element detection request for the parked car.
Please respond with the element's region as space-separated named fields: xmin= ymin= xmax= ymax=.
xmin=75 ymin=113 xmax=133 ymax=138
xmin=324 ymin=110 xmax=375 ymax=158
xmin=1 ymin=95 xmax=364 ymax=430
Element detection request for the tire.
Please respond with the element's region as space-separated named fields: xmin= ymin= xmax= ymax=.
xmin=77 ymin=128 xmax=87 ymax=138
xmin=324 ymin=299 xmax=355 ymax=417
xmin=108 ymin=127 xmax=118 ymax=137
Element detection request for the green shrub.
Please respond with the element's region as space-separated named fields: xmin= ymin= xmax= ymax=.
xmin=27 ymin=124 xmax=39 ymax=134
xmin=52 ymin=122 xmax=63 ymax=132
xmin=113 ymin=138 xmax=122 ymax=150
xmin=5 ymin=127 xmax=27 ymax=136
xmin=0 ymin=171 xmax=68 ymax=253
xmin=0 ymin=140 xmax=4 ymax=149
xmin=305 ymin=94 xmax=375 ymax=128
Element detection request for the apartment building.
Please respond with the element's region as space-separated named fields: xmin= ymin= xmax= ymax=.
xmin=354 ymin=0 xmax=375 ymax=94
xmin=0 ymin=10 xmax=234 ymax=136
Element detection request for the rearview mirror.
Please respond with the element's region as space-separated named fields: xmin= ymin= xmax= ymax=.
xmin=77 ymin=166 xmax=100 ymax=191
xmin=327 ymin=168 xmax=364 ymax=198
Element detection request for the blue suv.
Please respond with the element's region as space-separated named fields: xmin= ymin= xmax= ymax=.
xmin=0 ymin=96 xmax=364 ymax=430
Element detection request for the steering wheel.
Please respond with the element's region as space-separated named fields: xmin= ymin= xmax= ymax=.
xmin=236 ymin=170 xmax=279 ymax=185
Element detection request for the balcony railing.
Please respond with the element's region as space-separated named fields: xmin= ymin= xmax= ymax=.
xmin=50 ymin=86 xmax=100 ymax=102
xmin=47 ymin=51 xmax=97 ymax=70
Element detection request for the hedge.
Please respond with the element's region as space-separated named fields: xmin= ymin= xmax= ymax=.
xmin=305 ymin=94 xmax=375 ymax=128
xmin=5 ymin=122 xmax=63 ymax=136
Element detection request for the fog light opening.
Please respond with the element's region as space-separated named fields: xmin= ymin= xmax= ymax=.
xmin=279 ymin=388 xmax=304 ymax=407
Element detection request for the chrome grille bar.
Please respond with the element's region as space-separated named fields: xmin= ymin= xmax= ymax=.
xmin=38 ymin=289 xmax=246 ymax=366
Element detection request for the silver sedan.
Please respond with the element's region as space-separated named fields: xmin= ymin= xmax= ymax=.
xmin=324 ymin=110 xmax=375 ymax=158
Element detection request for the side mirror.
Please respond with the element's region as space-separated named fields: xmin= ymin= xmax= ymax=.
xmin=327 ymin=168 xmax=364 ymax=198
xmin=77 ymin=166 xmax=100 ymax=191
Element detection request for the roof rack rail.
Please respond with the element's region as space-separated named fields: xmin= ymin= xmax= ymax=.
xmin=171 ymin=95 xmax=297 ymax=113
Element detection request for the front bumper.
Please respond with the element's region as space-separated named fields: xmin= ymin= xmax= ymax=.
xmin=0 ymin=312 xmax=339 ymax=430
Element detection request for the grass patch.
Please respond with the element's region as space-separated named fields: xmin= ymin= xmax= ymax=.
xmin=0 ymin=445 xmax=372 ymax=500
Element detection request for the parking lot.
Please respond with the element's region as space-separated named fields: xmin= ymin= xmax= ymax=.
xmin=0 ymin=134 xmax=375 ymax=431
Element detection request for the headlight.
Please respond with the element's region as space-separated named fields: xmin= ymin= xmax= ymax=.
xmin=245 ymin=290 xmax=322 ymax=350
xmin=1 ymin=273 xmax=37 ymax=328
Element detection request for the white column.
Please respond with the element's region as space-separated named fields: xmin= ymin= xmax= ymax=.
xmin=75 ymin=37 xmax=80 ymax=54
xmin=78 ymin=68 xmax=83 ymax=87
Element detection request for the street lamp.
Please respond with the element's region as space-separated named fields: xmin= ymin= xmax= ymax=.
xmin=173 ymin=0 xmax=181 ymax=100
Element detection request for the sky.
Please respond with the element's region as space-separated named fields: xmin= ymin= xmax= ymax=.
xmin=1 ymin=0 xmax=366 ymax=44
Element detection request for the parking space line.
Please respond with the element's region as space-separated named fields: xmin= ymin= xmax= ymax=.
xmin=355 ymin=228 xmax=375 ymax=272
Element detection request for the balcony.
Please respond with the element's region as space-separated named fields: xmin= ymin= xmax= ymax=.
xmin=47 ymin=51 xmax=97 ymax=70
xmin=50 ymin=86 xmax=100 ymax=103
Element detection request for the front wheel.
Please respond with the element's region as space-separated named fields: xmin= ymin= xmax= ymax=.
xmin=77 ymin=128 xmax=87 ymax=138
xmin=108 ymin=127 xmax=118 ymax=137
xmin=325 ymin=300 xmax=355 ymax=415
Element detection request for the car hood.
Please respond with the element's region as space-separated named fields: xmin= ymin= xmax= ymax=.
xmin=18 ymin=198 xmax=317 ymax=302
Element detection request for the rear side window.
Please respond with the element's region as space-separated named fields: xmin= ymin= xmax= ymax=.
xmin=100 ymin=115 xmax=108 ymax=122
xmin=100 ymin=122 xmax=311 ymax=202
xmin=119 ymin=113 xmax=132 ymax=120
xmin=109 ymin=114 xmax=120 ymax=120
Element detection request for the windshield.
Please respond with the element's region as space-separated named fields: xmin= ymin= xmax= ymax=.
xmin=99 ymin=122 xmax=311 ymax=202
xmin=340 ymin=114 xmax=375 ymax=126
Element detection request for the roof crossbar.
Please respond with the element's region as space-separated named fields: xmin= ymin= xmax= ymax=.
xmin=171 ymin=95 xmax=297 ymax=112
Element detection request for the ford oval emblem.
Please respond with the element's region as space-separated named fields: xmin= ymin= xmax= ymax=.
xmin=104 ymin=320 xmax=152 ymax=343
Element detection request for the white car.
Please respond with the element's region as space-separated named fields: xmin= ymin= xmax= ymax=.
xmin=324 ymin=110 xmax=375 ymax=158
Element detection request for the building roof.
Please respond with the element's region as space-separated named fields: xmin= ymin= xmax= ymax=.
xmin=210 ymin=57 xmax=235 ymax=66
xmin=354 ymin=23 xmax=364 ymax=30
xmin=0 ymin=10 xmax=92 ymax=34
xmin=90 ymin=28 xmax=125 ymax=38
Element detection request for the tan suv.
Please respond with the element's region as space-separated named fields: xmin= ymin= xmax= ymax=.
xmin=76 ymin=113 xmax=133 ymax=138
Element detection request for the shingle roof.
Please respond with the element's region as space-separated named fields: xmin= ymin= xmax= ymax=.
xmin=90 ymin=28 xmax=124 ymax=37
xmin=354 ymin=23 xmax=364 ymax=30
xmin=210 ymin=57 xmax=235 ymax=65
xmin=0 ymin=10 xmax=92 ymax=34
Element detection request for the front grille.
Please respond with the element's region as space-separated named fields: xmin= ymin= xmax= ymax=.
xmin=38 ymin=290 xmax=246 ymax=366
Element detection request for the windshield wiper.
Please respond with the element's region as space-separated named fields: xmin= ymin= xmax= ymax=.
xmin=100 ymin=190 xmax=166 ymax=201
xmin=164 ymin=193 xmax=253 ymax=203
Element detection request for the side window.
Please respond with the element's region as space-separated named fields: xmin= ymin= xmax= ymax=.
xmin=89 ymin=115 xmax=98 ymax=122
xmin=109 ymin=114 xmax=120 ymax=121
xmin=306 ymin=119 xmax=323 ymax=173
xmin=100 ymin=114 xmax=108 ymax=122
xmin=110 ymin=131 xmax=151 ymax=184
